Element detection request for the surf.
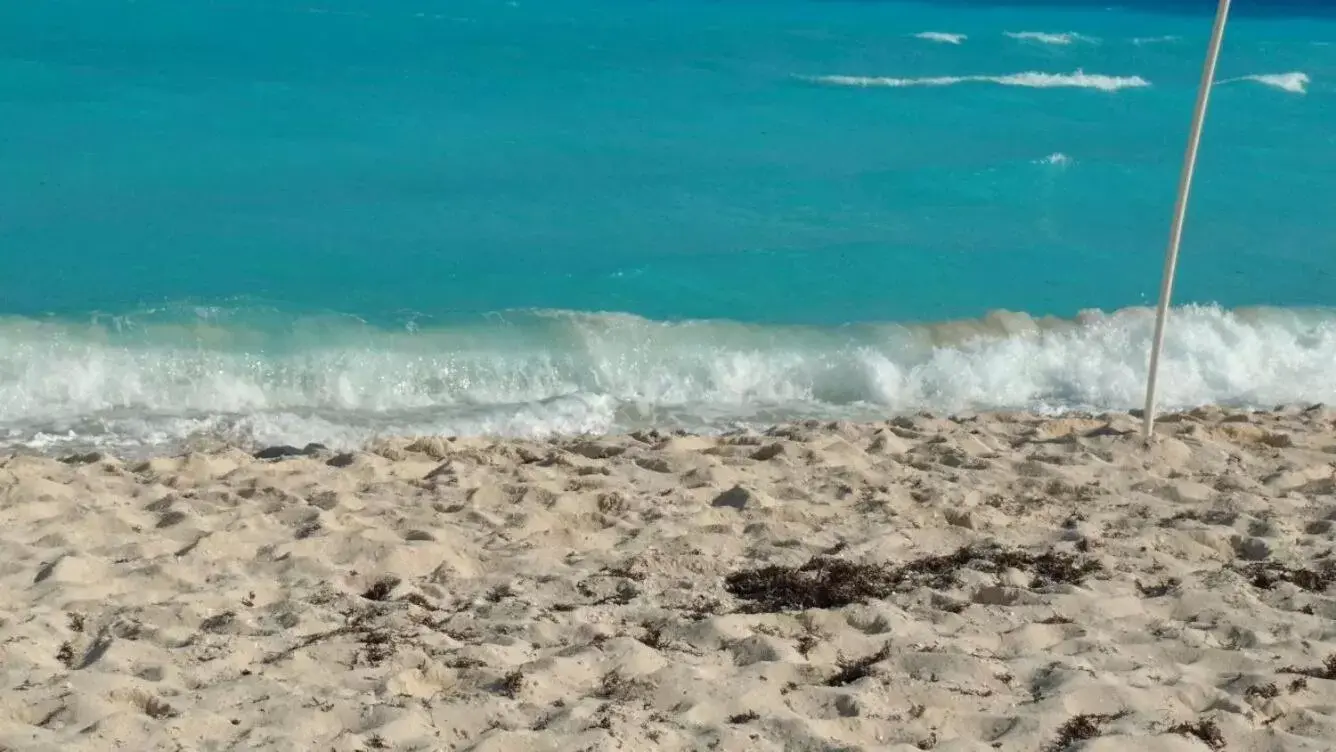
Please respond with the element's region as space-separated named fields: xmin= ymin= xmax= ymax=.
xmin=3 ymin=305 xmax=1334 ymax=456
xmin=1218 ymin=72 xmax=1311 ymax=94
xmin=913 ymin=31 xmax=967 ymax=44
xmin=1005 ymin=31 xmax=1098 ymax=46
xmin=803 ymin=71 xmax=1151 ymax=92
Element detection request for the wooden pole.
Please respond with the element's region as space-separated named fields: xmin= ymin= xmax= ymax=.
xmin=1142 ymin=0 xmax=1232 ymax=442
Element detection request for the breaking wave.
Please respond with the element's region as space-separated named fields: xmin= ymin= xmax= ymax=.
xmin=1006 ymin=31 xmax=1098 ymax=46
xmin=2 ymin=305 xmax=1334 ymax=456
xmin=913 ymin=31 xmax=967 ymax=44
xmin=1218 ymin=72 xmax=1310 ymax=94
xmin=804 ymin=71 xmax=1150 ymax=92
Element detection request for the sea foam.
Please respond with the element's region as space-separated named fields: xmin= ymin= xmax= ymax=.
xmin=1219 ymin=72 xmax=1310 ymax=94
xmin=2 ymin=305 xmax=1333 ymax=455
xmin=1006 ymin=31 xmax=1098 ymax=46
xmin=913 ymin=31 xmax=967 ymax=44
xmin=1132 ymin=35 xmax=1179 ymax=46
xmin=806 ymin=71 xmax=1150 ymax=92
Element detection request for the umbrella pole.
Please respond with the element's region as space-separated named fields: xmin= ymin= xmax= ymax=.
xmin=1142 ymin=0 xmax=1233 ymax=442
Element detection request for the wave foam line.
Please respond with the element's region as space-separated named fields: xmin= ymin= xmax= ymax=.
xmin=806 ymin=71 xmax=1150 ymax=92
xmin=1218 ymin=72 xmax=1310 ymax=94
xmin=913 ymin=31 xmax=966 ymax=44
xmin=1 ymin=305 xmax=1334 ymax=455
xmin=1036 ymin=152 xmax=1072 ymax=166
xmin=1006 ymin=31 xmax=1097 ymax=46
xmin=1132 ymin=35 xmax=1179 ymax=46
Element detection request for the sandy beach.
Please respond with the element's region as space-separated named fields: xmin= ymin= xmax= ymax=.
xmin=2 ymin=407 xmax=1335 ymax=751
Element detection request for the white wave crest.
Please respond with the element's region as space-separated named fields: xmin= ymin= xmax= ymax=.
xmin=2 ymin=305 xmax=1334 ymax=456
xmin=1132 ymin=35 xmax=1179 ymax=46
xmin=1218 ymin=72 xmax=1310 ymax=94
xmin=1037 ymin=152 xmax=1072 ymax=166
xmin=1006 ymin=31 xmax=1097 ymax=46
xmin=914 ymin=31 xmax=966 ymax=44
xmin=806 ymin=70 xmax=1150 ymax=92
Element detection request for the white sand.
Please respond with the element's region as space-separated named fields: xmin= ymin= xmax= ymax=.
xmin=2 ymin=407 xmax=1335 ymax=751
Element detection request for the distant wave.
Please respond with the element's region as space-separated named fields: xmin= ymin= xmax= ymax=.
xmin=1132 ymin=35 xmax=1179 ymax=46
xmin=805 ymin=71 xmax=1150 ymax=92
xmin=1036 ymin=152 xmax=1073 ymax=166
xmin=1006 ymin=31 xmax=1097 ymax=46
xmin=913 ymin=31 xmax=966 ymax=44
xmin=1218 ymin=72 xmax=1310 ymax=94
xmin=3 ymin=305 xmax=1333 ymax=456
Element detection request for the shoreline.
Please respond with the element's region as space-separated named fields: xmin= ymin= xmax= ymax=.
xmin=4 ymin=302 xmax=1336 ymax=459
xmin=2 ymin=405 xmax=1335 ymax=750
xmin=61 ymin=403 xmax=1336 ymax=458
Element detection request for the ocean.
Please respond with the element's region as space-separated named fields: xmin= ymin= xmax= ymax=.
xmin=2 ymin=0 xmax=1334 ymax=456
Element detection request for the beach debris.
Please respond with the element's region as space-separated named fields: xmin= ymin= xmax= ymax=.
xmin=1239 ymin=559 xmax=1336 ymax=593
xmin=1165 ymin=718 xmax=1227 ymax=750
xmin=826 ymin=644 xmax=892 ymax=686
xmin=1043 ymin=712 xmax=1126 ymax=751
xmin=253 ymin=443 xmax=328 ymax=460
xmin=1281 ymin=654 xmax=1336 ymax=680
xmin=725 ymin=543 xmax=1101 ymax=612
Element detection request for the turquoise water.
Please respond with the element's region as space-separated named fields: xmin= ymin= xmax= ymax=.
xmin=2 ymin=0 xmax=1335 ymax=453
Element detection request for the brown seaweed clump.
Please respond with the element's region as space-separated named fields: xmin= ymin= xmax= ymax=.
xmin=725 ymin=543 xmax=1101 ymax=613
